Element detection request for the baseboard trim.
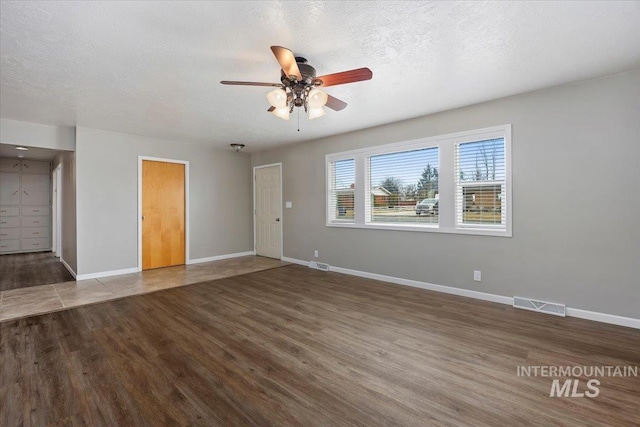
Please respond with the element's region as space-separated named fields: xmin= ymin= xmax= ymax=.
xmin=282 ymin=257 xmax=640 ymax=330
xmin=73 ymin=251 xmax=256 ymax=281
xmin=281 ymin=256 xmax=310 ymax=267
xmin=76 ymin=267 xmax=139 ymax=281
xmin=565 ymin=308 xmax=640 ymax=329
xmin=60 ymin=257 xmax=77 ymax=279
xmin=329 ymin=263 xmax=513 ymax=306
xmin=186 ymin=251 xmax=255 ymax=265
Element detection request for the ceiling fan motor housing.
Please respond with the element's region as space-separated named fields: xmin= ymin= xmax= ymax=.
xmin=281 ymin=57 xmax=317 ymax=86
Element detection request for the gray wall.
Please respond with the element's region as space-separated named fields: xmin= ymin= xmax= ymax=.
xmin=75 ymin=127 xmax=252 ymax=275
xmin=252 ymin=70 xmax=640 ymax=318
xmin=52 ymin=151 xmax=77 ymax=273
xmin=1 ymin=118 xmax=75 ymax=151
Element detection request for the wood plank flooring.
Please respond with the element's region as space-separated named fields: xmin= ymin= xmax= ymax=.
xmin=1 ymin=265 xmax=638 ymax=426
xmin=0 ymin=252 xmax=74 ymax=292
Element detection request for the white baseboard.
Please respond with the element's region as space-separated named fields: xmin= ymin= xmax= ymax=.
xmin=282 ymin=257 xmax=640 ymax=330
xmin=281 ymin=256 xmax=310 ymax=267
xmin=76 ymin=267 xmax=139 ymax=281
xmin=186 ymin=251 xmax=255 ymax=265
xmin=565 ymin=307 xmax=640 ymax=329
xmin=72 ymin=251 xmax=255 ymax=281
xmin=329 ymin=263 xmax=513 ymax=306
xmin=60 ymin=257 xmax=77 ymax=279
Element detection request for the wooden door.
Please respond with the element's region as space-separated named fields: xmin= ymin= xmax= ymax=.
xmin=255 ymin=165 xmax=281 ymax=259
xmin=142 ymin=160 xmax=185 ymax=270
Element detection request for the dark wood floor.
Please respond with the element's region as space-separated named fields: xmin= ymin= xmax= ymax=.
xmin=0 ymin=252 xmax=74 ymax=291
xmin=1 ymin=265 xmax=638 ymax=426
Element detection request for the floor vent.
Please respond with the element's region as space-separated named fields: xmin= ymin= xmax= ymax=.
xmin=513 ymin=296 xmax=566 ymax=317
xmin=309 ymin=261 xmax=330 ymax=272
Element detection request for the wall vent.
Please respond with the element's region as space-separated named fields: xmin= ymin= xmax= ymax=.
xmin=513 ymin=296 xmax=566 ymax=317
xmin=309 ymin=261 xmax=330 ymax=272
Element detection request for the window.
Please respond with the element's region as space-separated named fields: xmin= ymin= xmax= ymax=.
xmin=455 ymin=138 xmax=506 ymax=228
xmin=326 ymin=125 xmax=511 ymax=236
xmin=367 ymin=148 xmax=439 ymax=225
xmin=327 ymin=158 xmax=355 ymax=223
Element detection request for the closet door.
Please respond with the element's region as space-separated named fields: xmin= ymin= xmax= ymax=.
xmin=0 ymin=173 xmax=20 ymax=205
xmin=21 ymin=174 xmax=50 ymax=205
xmin=21 ymin=160 xmax=50 ymax=174
xmin=0 ymin=159 xmax=21 ymax=173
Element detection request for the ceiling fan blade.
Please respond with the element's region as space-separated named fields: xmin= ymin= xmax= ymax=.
xmin=315 ymin=67 xmax=373 ymax=87
xmin=270 ymin=46 xmax=302 ymax=80
xmin=325 ymin=94 xmax=348 ymax=111
xmin=220 ymin=81 xmax=283 ymax=87
xmin=267 ymin=106 xmax=276 ymax=112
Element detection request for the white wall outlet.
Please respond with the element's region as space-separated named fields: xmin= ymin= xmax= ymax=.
xmin=474 ymin=270 xmax=482 ymax=282
xmin=285 ymin=201 xmax=292 ymax=208
xmin=314 ymin=250 xmax=319 ymax=258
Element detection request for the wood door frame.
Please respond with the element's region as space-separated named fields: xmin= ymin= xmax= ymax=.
xmin=253 ymin=163 xmax=283 ymax=260
xmin=137 ymin=156 xmax=190 ymax=271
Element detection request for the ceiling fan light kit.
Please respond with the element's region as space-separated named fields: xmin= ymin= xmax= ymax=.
xmin=308 ymin=107 xmax=326 ymax=120
xmin=221 ymin=46 xmax=372 ymax=123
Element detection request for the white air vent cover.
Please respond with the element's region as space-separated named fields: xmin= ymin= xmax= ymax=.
xmin=513 ymin=297 xmax=566 ymax=317
xmin=309 ymin=261 xmax=330 ymax=272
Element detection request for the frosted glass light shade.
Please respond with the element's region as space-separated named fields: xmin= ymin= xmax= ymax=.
xmin=308 ymin=107 xmax=326 ymax=120
xmin=271 ymin=107 xmax=290 ymax=120
xmin=267 ymin=88 xmax=287 ymax=108
xmin=308 ymin=89 xmax=328 ymax=108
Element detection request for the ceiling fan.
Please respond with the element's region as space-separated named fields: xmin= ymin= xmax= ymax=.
xmin=221 ymin=46 xmax=373 ymax=121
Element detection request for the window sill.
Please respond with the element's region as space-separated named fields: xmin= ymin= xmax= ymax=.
xmin=326 ymin=221 xmax=512 ymax=237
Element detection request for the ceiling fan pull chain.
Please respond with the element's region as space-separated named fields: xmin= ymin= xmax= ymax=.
xmin=297 ymin=108 xmax=300 ymax=132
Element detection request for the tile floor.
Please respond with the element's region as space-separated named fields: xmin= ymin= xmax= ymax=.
xmin=0 ymin=256 xmax=288 ymax=322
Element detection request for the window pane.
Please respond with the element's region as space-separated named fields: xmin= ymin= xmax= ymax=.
xmin=456 ymin=138 xmax=505 ymax=226
xmin=329 ymin=159 xmax=355 ymax=222
xmin=368 ymin=148 xmax=439 ymax=225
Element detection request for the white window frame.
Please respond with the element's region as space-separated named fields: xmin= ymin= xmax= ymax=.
xmin=325 ymin=124 xmax=512 ymax=237
xmin=326 ymin=156 xmax=356 ymax=224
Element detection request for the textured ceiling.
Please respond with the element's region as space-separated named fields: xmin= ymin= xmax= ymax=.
xmin=1 ymin=1 xmax=639 ymax=152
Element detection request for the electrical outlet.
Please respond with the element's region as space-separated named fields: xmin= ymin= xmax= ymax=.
xmin=314 ymin=250 xmax=319 ymax=258
xmin=474 ymin=270 xmax=482 ymax=282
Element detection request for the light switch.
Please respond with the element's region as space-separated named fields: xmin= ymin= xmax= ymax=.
xmin=285 ymin=201 xmax=292 ymax=208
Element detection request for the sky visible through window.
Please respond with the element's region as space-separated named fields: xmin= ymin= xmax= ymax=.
xmin=458 ymin=138 xmax=505 ymax=181
xmin=333 ymin=159 xmax=355 ymax=189
xmin=334 ymin=138 xmax=504 ymax=189
xmin=370 ymin=148 xmax=438 ymax=189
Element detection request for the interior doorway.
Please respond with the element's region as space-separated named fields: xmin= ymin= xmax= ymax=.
xmin=139 ymin=157 xmax=188 ymax=270
xmin=254 ymin=163 xmax=282 ymax=259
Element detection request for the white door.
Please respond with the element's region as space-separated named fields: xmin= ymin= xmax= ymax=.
xmin=255 ymin=165 xmax=281 ymax=259
xmin=21 ymin=174 xmax=49 ymax=205
xmin=0 ymin=173 xmax=20 ymax=205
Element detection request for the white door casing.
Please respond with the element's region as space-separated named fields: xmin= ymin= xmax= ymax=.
xmin=52 ymin=167 xmax=57 ymax=255
xmin=254 ymin=164 xmax=282 ymax=259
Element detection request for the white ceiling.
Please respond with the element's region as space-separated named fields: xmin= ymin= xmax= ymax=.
xmin=1 ymin=1 xmax=639 ymax=152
